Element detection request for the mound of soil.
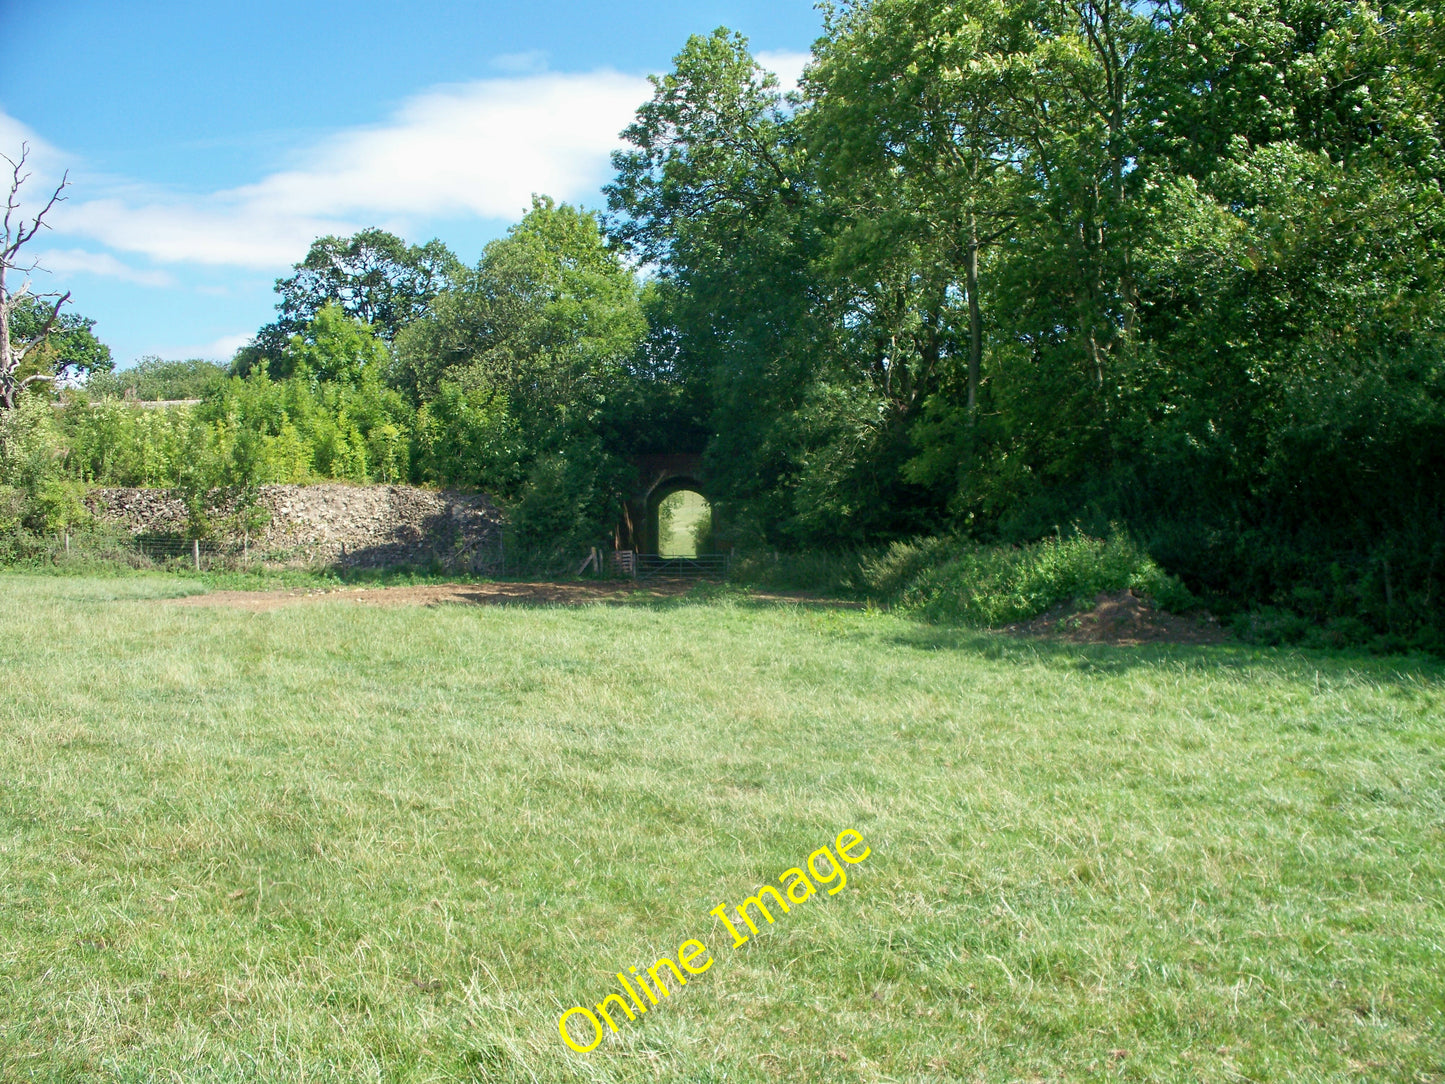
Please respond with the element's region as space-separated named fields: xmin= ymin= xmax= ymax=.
xmin=1000 ymin=589 xmax=1229 ymax=647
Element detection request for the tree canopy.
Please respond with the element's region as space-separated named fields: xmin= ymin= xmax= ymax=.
xmin=234 ymin=228 xmax=461 ymax=377
xmin=7 ymin=296 xmax=112 ymax=384
xmin=600 ymin=2 xmax=1445 ymax=644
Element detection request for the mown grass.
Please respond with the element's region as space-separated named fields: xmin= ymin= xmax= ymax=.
xmin=1 ymin=573 xmax=1442 ymax=1083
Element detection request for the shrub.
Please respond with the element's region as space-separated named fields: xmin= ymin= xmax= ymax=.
xmin=507 ymin=445 xmax=631 ymax=576
xmin=882 ymin=531 xmax=1193 ymax=627
xmin=857 ymin=536 xmax=959 ymax=601
xmin=734 ymin=529 xmax=1192 ymax=626
xmin=0 ymin=398 xmax=94 ymax=533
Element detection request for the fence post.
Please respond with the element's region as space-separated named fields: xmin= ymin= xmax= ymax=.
xmin=64 ymin=532 xmax=70 ymax=555
xmin=193 ymin=538 xmax=200 ymax=572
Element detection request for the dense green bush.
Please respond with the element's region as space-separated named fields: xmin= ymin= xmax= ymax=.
xmin=0 ymin=398 xmax=93 ymax=533
xmin=412 ymin=382 xmax=525 ymax=496
xmin=878 ymin=532 xmax=1193 ymax=627
xmin=4 ymin=309 xmax=417 ymax=497
xmin=737 ymin=530 xmax=1192 ymax=628
xmin=506 ymin=444 xmax=632 ymax=575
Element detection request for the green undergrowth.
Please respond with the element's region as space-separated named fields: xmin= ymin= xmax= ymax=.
xmin=737 ymin=530 xmax=1192 ymax=627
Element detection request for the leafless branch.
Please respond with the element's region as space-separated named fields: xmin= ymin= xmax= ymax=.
xmin=2 ymin=144 xmax=75 ymax=409
xmin=2 ymin=144 xmax=70 ymax=261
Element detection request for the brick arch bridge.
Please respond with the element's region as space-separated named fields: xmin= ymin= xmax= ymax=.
xmin=616 ymin=453 xmax=711 ymax=555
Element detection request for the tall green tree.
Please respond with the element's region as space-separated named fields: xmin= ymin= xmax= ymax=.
xmin=397 ymin=197 xmax=645 ymax=442
xmin=398 ymin=197 xmax=646 ymax=559
xmin=807 ymin=0 xmax=1027 ymax=420
xmin=274 ymin=302 xmax=391 ymax=385
xmin=608 ymin=30 xmax=844 ymax=540
xmin=235 ymin=228 xmax=460 ymax=376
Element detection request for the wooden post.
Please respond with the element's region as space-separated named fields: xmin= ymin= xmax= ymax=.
xmin=244 ymin=531 xmax=249 ymax=567
xmin=193 ymin=538 xmax=200 ymax=572
xmin=64 ymin=532 xmax=70 ymax=555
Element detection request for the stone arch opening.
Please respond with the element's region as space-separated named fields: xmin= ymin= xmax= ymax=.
xmin=619 ymin=454 xmax=711 ymax=556
xmin=652 ymin=484 xmax=713 ymax=557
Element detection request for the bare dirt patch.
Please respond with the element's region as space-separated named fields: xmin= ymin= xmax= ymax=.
xmin=999 ymin=589 xmax=1230 ymax=647
xmin=169 ymin=579 xmax=850 ymax=613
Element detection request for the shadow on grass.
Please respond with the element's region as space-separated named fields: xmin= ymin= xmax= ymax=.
xmin=19 ymin=563 xmax=1443 ymax=689
xmin=441 ymin=579 xmax=1445 ymax=689
xmin=445 ymin=579 xmax=863 ymax=611
xmin=880 ymin=619 xmax=1445 ymax=688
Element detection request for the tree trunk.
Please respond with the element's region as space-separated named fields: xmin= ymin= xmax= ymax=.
xmin=966 ymin=212 xmax=982 ymax=422
xmin=0 ymin=258 xmax=12 ymax=410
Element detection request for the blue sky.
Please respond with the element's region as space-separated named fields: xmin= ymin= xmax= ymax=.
xmin=0 ymin=1 xmax=821 ymax=367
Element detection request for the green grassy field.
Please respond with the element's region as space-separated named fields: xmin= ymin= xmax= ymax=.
xmin=1 ymin=573 xmax=1442 ymax=1083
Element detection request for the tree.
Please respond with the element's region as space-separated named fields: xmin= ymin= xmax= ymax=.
xmin=397 ymin=197 xmax=646 ymax=557
xmin=234 ymin=229 xmax=461 ymax=377
xmin=274 ymin=302 xmax=390 ymax=385
xmin=397 ymin=197 xmax=645 ymax=438
xmin=606 ymin=30 xmax=832 ymax=538
xmin=807 ymin=0 xmax=1027 ymax=421
xmin=1 ymin=145 xmax=71 ymax=410
xmin=276 ymin=229 xmax=460 ymax=338
xmin=9 ymin=296 xmax=112 ymax=385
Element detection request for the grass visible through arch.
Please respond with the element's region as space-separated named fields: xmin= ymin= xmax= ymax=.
xmin=0 ymin=572 xmax=1441 ymax=1082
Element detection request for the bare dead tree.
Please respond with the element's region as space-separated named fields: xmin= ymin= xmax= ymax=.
xmin=1 ymin=144 xmax=71 ymax=409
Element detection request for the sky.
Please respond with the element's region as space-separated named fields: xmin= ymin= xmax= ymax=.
xmin=0 ymin=0 xmax=821 ymax=368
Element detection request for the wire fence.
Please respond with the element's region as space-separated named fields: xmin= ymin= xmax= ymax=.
xmin=18 ymin=530 xmax=508 ymax=574
xmin=10 ymin=532 xmax=733 ymax=582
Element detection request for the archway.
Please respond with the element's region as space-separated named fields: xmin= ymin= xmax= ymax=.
xmin=653 ymin=486 xmax=713 ymax=557
xmin=619 ymin=453 xmax=711 ymax=556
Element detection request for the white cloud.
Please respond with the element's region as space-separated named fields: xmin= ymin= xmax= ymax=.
xmin=48 ymin=69 xmax=652 ymax=270
xmin=0 ymin=112 xmax=67 ymax=180
xmin=756 ymin=50 xmax=812 ymax=97
xmin=59 ymin=198 xmax=352 ymax=270
xmin=200 ymin=332 xmax=253 ymax=359
xmin=32 ymin=248 xmax=175 ymax=287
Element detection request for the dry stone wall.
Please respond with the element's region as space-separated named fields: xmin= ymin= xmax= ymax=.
xmin=85 ymin=484 xmax=505 ymax=571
